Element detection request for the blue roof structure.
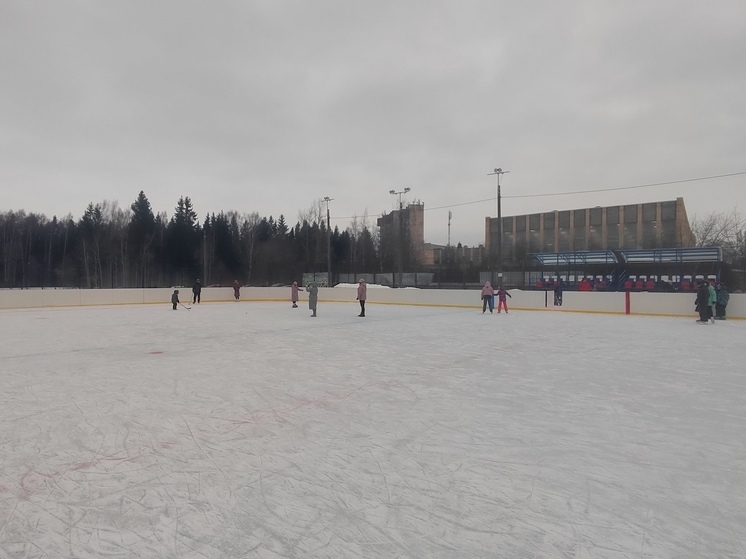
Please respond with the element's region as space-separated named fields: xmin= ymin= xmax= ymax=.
xmin=530 ymin=247 xmax=722 ymax=266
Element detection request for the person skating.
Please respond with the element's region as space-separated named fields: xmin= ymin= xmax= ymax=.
xmin=707 ymin=280 xmax=717 ymax=324
xmin=192 ymin=279 xmax=202 ymax=304
xmin=496 ymin=286 xmax=512 ymax=313
xmin=356 ymin=278 xmax=367 ymax=317
xmin=716 ymin=283 xmax=730 ymax=320
xmin=233 ymin=280 xmax=240 ymax=301
xmin=171 ymin=289 xmax=180 ymax=310
xmin=480 ymin=281 xmax=495 ymax=313
xmin=291 ymin=281 xmax=301 ymax=308
xmin=306 ymin=282 xmax=318 ymax=317
xmin=695 ymin=281 xmax=710 ymax=324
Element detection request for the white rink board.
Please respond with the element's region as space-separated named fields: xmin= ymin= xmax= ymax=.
xmin=1 ymin=286 xmax=744 ymax=318
xmin=1 ymin=302 xmax=745 ymax=558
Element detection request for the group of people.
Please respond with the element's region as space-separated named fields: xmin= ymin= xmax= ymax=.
xmin=291 ymin=279 xmax=368 ymax=317
xmin=695 ymin=280 xmax=730 ymax=323
xmin=171 ymin=279 xmax=203 ymax=310
xmin=480 ymin=281 xmax=512 ymax=314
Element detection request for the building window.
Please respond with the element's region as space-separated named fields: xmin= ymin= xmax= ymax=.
xmin=606 ymin=222 xmax=620 ymax=248
xmin=606 ymin=206 xmax=620 ymax=224
xmin=642 ymin=203 xmax=657 ymax=222
xmin=543 ymin=212 xmax=555 ymax=230
xmin=590 ymin=207 xmax=602 ymax=226
xmin=623 ymin=223 xmax=637 ymax=248
xmin=529 ymin=214 xmax=540 ymax=231
xmin=574 ymin=209 xmax=586 ymax=227
xmin=515 ymin=215 xmax=526 ymax=231
xmin=661 ymin=201 xmax=676 ymax=220
xmin=558 ymin=211 xmax=570 ymax=228
xmin=624 ymin=205 xmax=638 ymax=223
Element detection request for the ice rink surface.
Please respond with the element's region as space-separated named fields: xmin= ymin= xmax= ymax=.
xmin=1 ymin=300 xmax=745 ymax=558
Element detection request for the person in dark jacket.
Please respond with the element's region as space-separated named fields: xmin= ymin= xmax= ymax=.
xmin=171 ymin=289 xmax=180 ymax=310
xmin=233 ymin=280 xmax=240 ymax=301
xmin=192 ymin=279 xmax=202 ymax=304
xmin=306 ymin=282 xmax=318 ymax=317
xmin=553 ymin=279 xmax=563 ymax=306
xmin=695 ymin=281 xmax=710 ymax=324
xmin=716 ymin=283 xmax=730 ymax=320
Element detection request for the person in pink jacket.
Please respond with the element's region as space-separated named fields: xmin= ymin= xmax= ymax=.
xmin=480 ymin=281 xmax=495 ymax=313
xmin=356 ymin=278 xmax=367 ymax=317
xmin=291 ymin=281 xmax=301 ymax=308
xmin=496 ymin=286 xmax=512 ymax=313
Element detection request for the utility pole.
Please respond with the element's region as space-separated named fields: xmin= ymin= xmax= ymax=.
xmin=487 ymin=168 xmax=510 ymax=284
xmin=447 ymin=210 xmax=452 ymax=247
xmin=323 ymin=196 xmax=333 ymax=287
xmin=389 ymin=188 xmax=411 ymax=288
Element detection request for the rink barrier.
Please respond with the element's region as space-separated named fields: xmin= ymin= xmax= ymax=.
xmin=0 ymin=287 xmax=743 ymax=319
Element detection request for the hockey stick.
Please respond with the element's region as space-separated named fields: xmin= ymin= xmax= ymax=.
xmin=180 ymin=303 xmax=191 ymax=311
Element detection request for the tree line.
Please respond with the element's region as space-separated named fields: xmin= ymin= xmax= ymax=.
xmin=0 ymin=192 xmax=388 ymax=289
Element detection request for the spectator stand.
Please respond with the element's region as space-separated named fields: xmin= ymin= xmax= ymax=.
xmin=528 ymin=247 xmax=722 ymax=292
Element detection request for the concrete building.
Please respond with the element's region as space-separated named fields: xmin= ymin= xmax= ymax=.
xmin=485 ymin=197 xmax=695 ymax=261
xmin=377 ymin=202 xmax=426 ymax=269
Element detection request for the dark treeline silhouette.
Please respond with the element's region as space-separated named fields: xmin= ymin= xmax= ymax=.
xmin=0 ymin=191 xmax=388 ymax=289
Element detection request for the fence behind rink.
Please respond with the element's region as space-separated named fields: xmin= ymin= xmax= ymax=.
xmin=0 ymin=286 xmax=743 ymax=319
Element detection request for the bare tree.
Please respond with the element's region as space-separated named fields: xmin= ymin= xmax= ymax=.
xmin=690 ymin=209 xmax=744 ymax=249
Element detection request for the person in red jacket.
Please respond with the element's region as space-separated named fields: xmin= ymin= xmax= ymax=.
xmin=496 ymin=286 xmax=512 ymax=313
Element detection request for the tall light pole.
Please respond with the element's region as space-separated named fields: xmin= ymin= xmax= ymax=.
xmin=323 ymin=196 xmax=333 ymax=287
xmin=487 ymin=168 xmax=510 ymax=284
xmin=389 ymin=187 xmax=411 ymax=288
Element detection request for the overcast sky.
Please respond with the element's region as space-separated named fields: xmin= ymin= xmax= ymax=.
xmin=2 ymin=1 xmax=745 ymax=246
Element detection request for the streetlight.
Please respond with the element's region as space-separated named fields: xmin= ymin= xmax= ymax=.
xmin=487 ymin=168 xmax=510 ymax=284
xmin=389 ymin=187 xmax=411 ymax=288
xmin=323 ymin=196 xmax=333 ymax=287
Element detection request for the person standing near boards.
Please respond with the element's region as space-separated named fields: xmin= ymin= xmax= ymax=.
xmin=192 ymin=279 xmax=202 ymax=304
xmin=356 ymin=278 xmax=367 ymax=317
xmin=291 ymin=281 xmax=301 ymax=308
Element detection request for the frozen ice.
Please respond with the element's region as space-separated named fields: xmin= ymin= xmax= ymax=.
xmin=1 ymin=301 xmax=744 ymax=558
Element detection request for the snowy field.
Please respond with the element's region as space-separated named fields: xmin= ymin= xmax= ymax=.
xmin=1 ymin=301 xmax=745 ymax=559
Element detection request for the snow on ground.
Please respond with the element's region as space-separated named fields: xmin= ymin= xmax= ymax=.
xmin=0 ymin=301 xmax=744 ymax=558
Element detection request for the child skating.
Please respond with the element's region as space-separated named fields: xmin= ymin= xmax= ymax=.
xmin=496 ymin=286 xmax=512 ymax=313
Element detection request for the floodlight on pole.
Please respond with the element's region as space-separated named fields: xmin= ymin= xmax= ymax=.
xmin=323 ymin=196 xmax=333 ymax=287
xmin=487 ymin=167 xmax=510 ymax=283
xmin=389 ymin=188 xmax=411 ymax=287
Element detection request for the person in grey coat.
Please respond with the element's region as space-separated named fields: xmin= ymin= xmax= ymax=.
xmin=306 ymin=282 xmax=319 ymax=317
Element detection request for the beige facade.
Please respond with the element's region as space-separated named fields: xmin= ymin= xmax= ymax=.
xmin=485 ymin=198 xmax=695 ymax=260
